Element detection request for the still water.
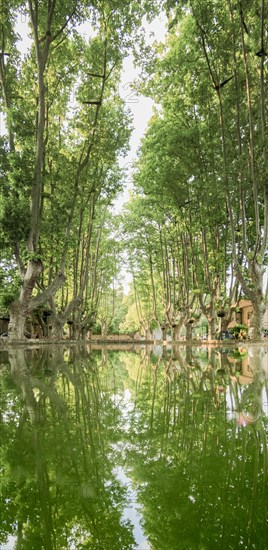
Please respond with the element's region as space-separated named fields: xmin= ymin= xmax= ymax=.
xmin=0 ymin=345 xmax=267 ymax=550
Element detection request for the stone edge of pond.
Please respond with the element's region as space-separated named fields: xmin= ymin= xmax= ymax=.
xmin=1 ymin=338 xmax=268 ymax=351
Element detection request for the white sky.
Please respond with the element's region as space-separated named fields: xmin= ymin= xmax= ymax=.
xmin=116 ymin=14 xmax=167 ymax=211
xmin=114 ymin=15 xmax=167 ymax=291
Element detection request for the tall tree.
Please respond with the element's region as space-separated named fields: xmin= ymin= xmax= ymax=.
xmin=128 ymin=0 xmax=268 ymax=340
xmin=0 ymin=0 xmax=159 ymax=340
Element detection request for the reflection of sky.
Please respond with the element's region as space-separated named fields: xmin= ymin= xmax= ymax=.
xmin=0 ymin=535 xmax=16 ymax=549
xmin=112 ymin=389 xmax=136 ymax=430
xmin=226 ymin=385 xmax=235 ymax=419
xmin=262 ymin=387 xmax=268 ymax=417
xmin=112 ymin=389 xmax=151 ymax=549
xmin=113 ymin=466 xmax=151 ymax=550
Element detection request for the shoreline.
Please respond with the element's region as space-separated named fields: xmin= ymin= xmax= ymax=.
xmin=1 ymin=337 xmax=268 ymax=350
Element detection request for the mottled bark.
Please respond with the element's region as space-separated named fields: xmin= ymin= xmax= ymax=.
xmin=199 ymin=294 xmax=217 ymax=341
xmin=8 ymin=260 xmax=43 ymax=340
xmin=207 ymin=316 xmax=217 ymax=341
xmin=172 ymin=318 xmax=184 ymax=341
xmin=144 ymin=328 xmax=152 ymax=341
xmin=185 ymin=322 xmax=192 ymax=341
xmin=50 ymin=315 xmax=64 ymax=341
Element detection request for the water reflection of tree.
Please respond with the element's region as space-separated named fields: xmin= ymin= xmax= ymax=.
xmin=124 ymin=347 xmax=268 ymax=549
xmin=0 ymin=347 xmax=135 ymax=549
xmin=1 ymin=346 xmax=267 ymax=549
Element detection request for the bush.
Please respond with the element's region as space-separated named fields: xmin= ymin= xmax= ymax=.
xmin=229 ymin=324 xmax=248 ymax=340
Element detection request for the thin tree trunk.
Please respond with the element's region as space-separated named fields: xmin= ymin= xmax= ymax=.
xmin=185 ymin=322 xmax=192 ymax=341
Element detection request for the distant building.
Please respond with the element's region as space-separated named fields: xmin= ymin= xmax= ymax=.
xmin=228 ymin=299 xmax=268 ymax=329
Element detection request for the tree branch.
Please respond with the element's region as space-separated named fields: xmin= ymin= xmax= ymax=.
xmin=51 ymin=2 xmax=78 ymax=43
xmin=29 ymin=271 xmax=65 ymax=310
xmin=234 ymin=264 xmax=255 ymax=302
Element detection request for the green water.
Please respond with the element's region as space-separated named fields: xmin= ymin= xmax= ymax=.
xmin=0 ymin=345 xmax=267 ymax=550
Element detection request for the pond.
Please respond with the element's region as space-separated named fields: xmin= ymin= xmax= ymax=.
xmin=0 ymin=344 xmax=267 ymax=549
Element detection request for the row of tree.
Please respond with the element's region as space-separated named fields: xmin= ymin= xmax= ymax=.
xmin=0 ymin=0 xmax=157 ymax=340
xmin=120 ymin=0 xmax=268 ymax=340
xmin=0 ymin=0 xmax=267 ymax=341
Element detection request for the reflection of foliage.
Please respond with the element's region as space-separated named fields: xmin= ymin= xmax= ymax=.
xmin=0 ymin=347 xmax=267 ymax=549
xmin=228 ymin=349 xmax=248 ymax=360
xmin=122 ymin=348 xmax=268 ymax=549
xmin=0 ymin=348 xmax=135 ymax=549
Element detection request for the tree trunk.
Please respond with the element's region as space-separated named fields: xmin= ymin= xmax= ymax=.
xmin=236 ymin=262 xmax=265 ymax=341
xmin=36 ymin=312 xmax=47 ymax=338
xmin=50 ymin=314 xmax=64 ymax=341
xmin=221 ymin=317 xmax=229 ymax=333
xmin=72 ymin=323 xmax=82 ymax=340
xmin=101 ymin=322 xmax=108 ymax=338
xmin=81 ymin=326 xmax=88 ymax=340
xmin=207 ymin=316 xmax=216 ymax=341
xmin=8 ymin=260 xmax=43 ymax=340
xmin=9 ymin=307 xmax=27 ymax=340
xmin=185 ymin=322 xmax=192 ymax=341
xmin=249 ymin=299 xmax=265 ymax=340
xmin=172 ymin=321 xmax=183 ymax=341
xmin=249 ymin=264 xmax=266 ymax=340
